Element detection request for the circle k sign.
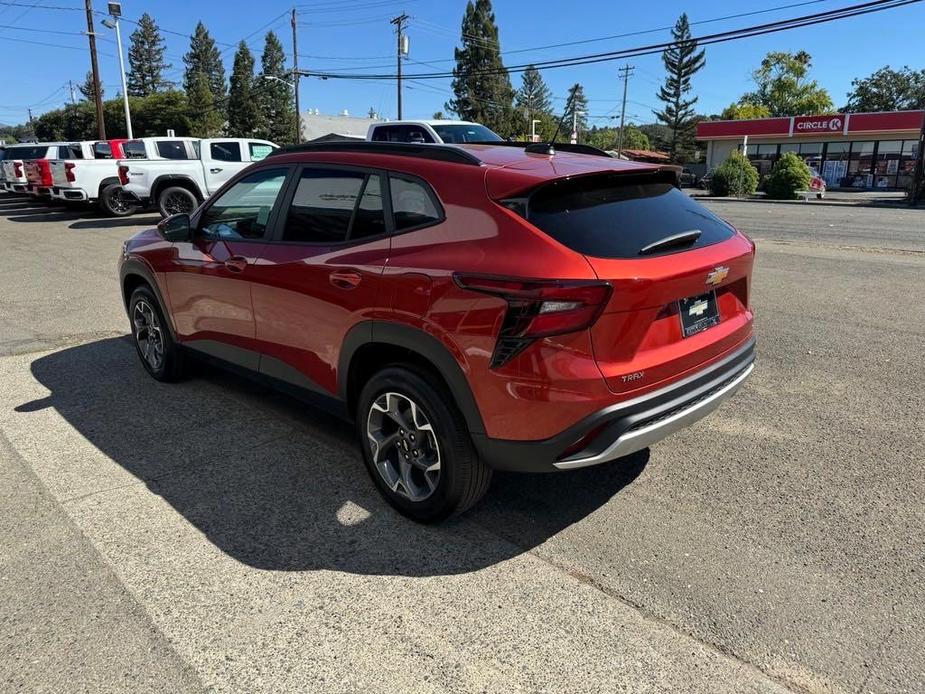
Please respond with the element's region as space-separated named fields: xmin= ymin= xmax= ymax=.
xmin=794 ymin=115 xmax=844 ymax=134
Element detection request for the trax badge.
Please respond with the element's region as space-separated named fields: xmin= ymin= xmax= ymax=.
xmin=706 ymin=266 xmax=729 ymax=286
xmin=688 ymin=299 xmax=710 ymax=316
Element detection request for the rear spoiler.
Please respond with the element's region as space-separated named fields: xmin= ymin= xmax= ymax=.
xmin=488 ymin=164 xmax=682 ymax=201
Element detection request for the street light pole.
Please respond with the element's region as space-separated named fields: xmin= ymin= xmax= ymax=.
xmin=103 ymin=9 xmax=133 ymax=139
xmin=531 ymin=119 xmax=540 ymax=142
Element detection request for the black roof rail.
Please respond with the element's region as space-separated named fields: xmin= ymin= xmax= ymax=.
xmin=267 ymin=141 xmax=482 ymax=166
xmin=466 ymin=140 xmax=613 ymax=158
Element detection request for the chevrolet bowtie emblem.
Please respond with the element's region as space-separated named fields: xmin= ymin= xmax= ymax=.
xmin=706 ymin=266 xmax=729 ymax=286
xmin=689 ymin=299 xmax=709 ymax=316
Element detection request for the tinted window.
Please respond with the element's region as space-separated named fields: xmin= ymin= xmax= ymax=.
xmin=431 ymin=123 xmax=501 ymax=143
xmin=371 ymin=126 xmax=398 ymax=142
xmin=210 ymin=141 xmax=242 ymax=162
xmin=283 ymin=169 xmax=366 ymax=243
xmin=371 ymin=125 xmax=435 ymax=143
xmin=94 ymin=142 xmax=112 ymax=159
xmin=6 ymin=146 xmax=48 ymax=160
xmin=199 ymin=168 xmax=287 ymax=241
xmin=389 ymin=176 xmax=441 ymax=231
xmin=156 ymin=140 xmax=190 ymax=160
xmin=0 ymin=150 xmax=6 ymax=162
xmin=526 ymin=174 xmax=734 ymax=259
xmin=59 ymin=144 xmax=83 ymax=159
xmin=249 ymin=142 xmax=275 ymax=161
xmin=123 ymin=140 xmax=147 ymax=159
xmin=351 ymin=175 xmax=386 ymax=240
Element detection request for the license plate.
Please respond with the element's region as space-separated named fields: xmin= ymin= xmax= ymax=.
xmin=679 ymin=291 xmax=720 ymax=338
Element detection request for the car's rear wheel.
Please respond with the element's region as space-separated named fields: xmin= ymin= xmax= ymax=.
xmin=158 ymin=186 xmax=198 ymax=218
xmin=357 ymin=365 xmax=491 ymax=523
xmin=100 ymin=184 xmax=139 ymax=217
xmin=129 ymin=286 xmax=185 ymax=382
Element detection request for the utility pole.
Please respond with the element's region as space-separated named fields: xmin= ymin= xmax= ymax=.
xmin=910 ymin=110 xmax=925 ymax=206
xmin=390 ymin=13 xmax=408 ymax=119
xmin=68 ymin=80 xmax=77 ymax=105
xmin=616 ymin=64 xmax=634 ymax=157
xmin=291 ymin=8 xmax=301 ymax=144
xmin=84 ymin=0 xmax=106 ymax=139
xmin=27 ymin=108 xmax=35 ymax=138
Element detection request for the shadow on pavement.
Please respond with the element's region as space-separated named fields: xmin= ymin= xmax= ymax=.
xmin=0 ymin=194 xmax=157 ymax=229
xmin=20 ymin=337 xmax=647 ymax=577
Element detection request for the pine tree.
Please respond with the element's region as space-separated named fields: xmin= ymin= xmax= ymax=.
xmin=187 ymin=72 xmax=223 ymax=137
xmin=562 ymin=83 xmax=589 ymax=140
xmin=78 ymin=71 xmax=103 ymax=101
xmin=255 ymin=31 xmax=294 ymax=143
xmin=183 ymin=22 xmax=226 ymax=118
xmin=446 ymin=0 xmax=515 ymax=136
xmin=227 ymin=42 xmax=261 ymax=137
xmin=654 ymin=13 xmax=706 ymax=162
xmin=127 ymin=13 xmax=172 ymax=97
xmin=514 ymin=65 xmax=552 ymax=134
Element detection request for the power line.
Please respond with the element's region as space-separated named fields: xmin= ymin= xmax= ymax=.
xmin=298 ymin=0 xmax=922 ymax=80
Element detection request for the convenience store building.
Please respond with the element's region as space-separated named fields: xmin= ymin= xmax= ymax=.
xmin=696 ymin=110 xmax=923 ymax=190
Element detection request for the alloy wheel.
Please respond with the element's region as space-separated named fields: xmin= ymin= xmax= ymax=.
xmin=163 ymin=191 xmax=193 ymax=215
xmin=133 ymin=300 xmax=165 ymax=371
xmin=366 ymin=392 xmax=441 ymax=502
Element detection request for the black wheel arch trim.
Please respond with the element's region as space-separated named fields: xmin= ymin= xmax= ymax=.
xmin=119 ymin=258 xmax=178 ymax=342
xmin=339 ymin=320 xmax=486 ymax=436
xmin=152 ymin=175 xmax=204 ymax=201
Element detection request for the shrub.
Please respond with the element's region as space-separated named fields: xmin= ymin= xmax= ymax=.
xmin=765 ymin=152 xmax=813 ymax=200
xmin=709 ymin=152 xmax=759 ymax=197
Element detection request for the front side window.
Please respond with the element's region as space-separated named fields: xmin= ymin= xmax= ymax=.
xmin=389 ymin=176 xmax=441 ymax=231
xmin=249 ymin=142 xmax=275 ymax=161
xmin=210 ymin=141 xmax=242 ymax=162
xmin=156 ymin=140 xmax=190 ymax=160
xmin=283 ymin=169 xmax=385 ymax=243
xmin=199 ymin=168 xmax=287 ymax=241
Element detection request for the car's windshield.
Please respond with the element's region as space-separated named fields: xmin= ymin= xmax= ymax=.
xmin=431 ymin=124 xmax=502 ymax=143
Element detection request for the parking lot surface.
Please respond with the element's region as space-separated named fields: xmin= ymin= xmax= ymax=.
xmin=1 ymin=194 xmax=923 ymax=693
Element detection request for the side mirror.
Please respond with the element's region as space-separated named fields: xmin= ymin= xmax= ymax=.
xmin=157 ymin=213 xmax=191 ymax=242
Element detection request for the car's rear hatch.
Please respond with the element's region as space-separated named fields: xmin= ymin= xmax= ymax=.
xmin=496 ymin=167 xmax=755 ymax=395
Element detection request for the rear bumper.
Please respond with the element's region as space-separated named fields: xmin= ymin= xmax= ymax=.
xmin=472 ymin=337 xmax=755 ymax=472
xmin=51 ymin=186 xmax=89 ymax=202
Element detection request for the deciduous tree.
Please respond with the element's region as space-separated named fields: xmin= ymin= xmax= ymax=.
xmin=845 ymin=66 xmax=925 ymax=112
xmin=739 ymin=50 xmax=833 ymax=117
xmin=720 ymin=102 xmax=771 ymax=120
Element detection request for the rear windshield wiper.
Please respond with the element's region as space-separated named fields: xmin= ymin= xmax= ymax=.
xmin=638 ymin=229 xmax=702 ymax=256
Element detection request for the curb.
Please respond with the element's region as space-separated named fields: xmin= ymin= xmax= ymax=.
xmin=691 ymin=195 xmax=919 ymax=210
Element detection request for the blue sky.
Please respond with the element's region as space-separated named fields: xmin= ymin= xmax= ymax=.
xmin=0 ymin=0 xmax=922 ymax=127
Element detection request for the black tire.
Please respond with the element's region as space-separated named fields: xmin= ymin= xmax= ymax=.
xmin=357 ymin=365 xmax=492 ymax=523
xmin=157 ymin=186 xmax=198 ymax=218
xmin=128 ymin=286 xmax=186 ymax=382
xmin=100 ymin=184 xmax=140 ymax=217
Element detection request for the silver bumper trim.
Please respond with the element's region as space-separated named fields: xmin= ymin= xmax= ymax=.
xmin=554 ymin=362 xmax=754 ymax=470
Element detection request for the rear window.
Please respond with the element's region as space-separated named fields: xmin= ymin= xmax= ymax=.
xmin=156 ymin=140 xmax=191 ymax=160
xmin=123 ymin=141 xmax=147 ymax=159
xmin=6 ymin=146 xmax=48 ymax=160
xmin=93 ymin=142 xmax=112 ymax=159
xmin=431 ymin=124 xmax=501 ymax=143
xmin=524 ymin=174 xmax=735 ymax=259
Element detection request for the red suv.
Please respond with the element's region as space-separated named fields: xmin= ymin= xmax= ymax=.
xmin=119 ymin=142 xmax=755 ymax=522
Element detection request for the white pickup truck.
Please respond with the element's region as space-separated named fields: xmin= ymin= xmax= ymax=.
xmin=0 ymin=143 xmax=76 ymax=195
xmin=366 ymin=120 xmax=503 ymax=144
xmin=43 ymin=139 xmax=130 ymax=211
xmin=111 ymin=137 xmax=278 ymax=217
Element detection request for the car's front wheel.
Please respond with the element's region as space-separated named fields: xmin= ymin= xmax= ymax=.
xmin=357 ymin=365 xmax=491 ymax=523
xmin=128 ymin=286 xmax=185 ymax=382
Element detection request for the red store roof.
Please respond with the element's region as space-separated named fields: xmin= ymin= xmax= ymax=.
xmin=697 ymin=110 xmax=925 ymax=140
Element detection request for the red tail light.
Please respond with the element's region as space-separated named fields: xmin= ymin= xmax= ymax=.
xmin=13 ymin=161 xmax=23 ymax=178
xmin=118 ymin=165 xmax=129 ymax=185
xmin=454 ymin=274 xmax=612 ymax=368
xmin=65 ymin=162 xmax=76 ymax=183
xmin=39 ymin=160 xmax=53 ymax=187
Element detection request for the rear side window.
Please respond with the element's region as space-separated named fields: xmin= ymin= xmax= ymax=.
xmin=94 ymin=142 xmax=112 ymax=159
xmin=7 ymin=146 xmax=47 ymax=160
xmin=156 ymin=140 xmax=190 ymax=160
xmin=525 ymin=174 xmax=735 ymax=259
xmin=59 ymin=144 xmax=83 ymax=159
xmin=283 ymin=169 xmax=386 ymax=244
xmin=389 ymin=176 xmax=442 ymax=231
xmin=210 ymin=141 xmax=242 ymax=162
xmin=123 ymin=141 xmax=147 ymax=159
xmin=371 ymin=125 xmax=434 ymax=143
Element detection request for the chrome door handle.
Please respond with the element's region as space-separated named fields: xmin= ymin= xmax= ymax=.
xmin=210 ymin=167 xmax=223 ymax=174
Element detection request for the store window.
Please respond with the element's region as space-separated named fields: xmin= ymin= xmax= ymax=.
xmin=822 ymin=142 xmax=850 ymax=187
xmin=799 ymin=143 xmax=823 ymax=174
xmin=873 ymin=140 xmax=902 ymax=189
xmin=747 ymin=143 xmax=778 ymax=177
xmin=847 ymin=142 xmax=875 ymax=188
xmin=897 ymin=140 xmax=919 ymax=190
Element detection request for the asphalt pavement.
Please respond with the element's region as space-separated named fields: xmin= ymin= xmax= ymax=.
xmin=0 ymin=194 xmax=923 ymax=693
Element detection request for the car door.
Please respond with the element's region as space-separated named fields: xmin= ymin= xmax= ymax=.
xmin=249 ymin=165 xmax=391 ymax=397
xmin=164 ymin=166 xmax=291 ymax=369
xmin=204 ymin=140 xmax=245 ymax=194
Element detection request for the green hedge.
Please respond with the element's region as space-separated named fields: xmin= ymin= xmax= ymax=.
xmin=765 ymin=152 xmax=813 ymax=200
xmin=709 ymin=152 xmax=759 ymax=197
